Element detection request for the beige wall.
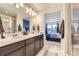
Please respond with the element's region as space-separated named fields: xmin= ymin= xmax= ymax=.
xmin=29 ymin=11 xmax=45 ymax=33
xmin=16 ymin=11 xmax=45 ymax=33
xmin=36 ymin=11 xmax=44 ymax=32
xmin=16 ymin=13 xmax=30 ymax=32
xmin=60 ymin=4 xmax=72 ymax=56
xmin=30 ymin=16 xmax=36 ymax=32
xmin=16 ymin=14 xmax=24 ymax=32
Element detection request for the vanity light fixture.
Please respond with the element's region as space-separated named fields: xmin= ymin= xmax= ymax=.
xmin=11 ymin=3 xmax=38 ymax=16
xmin=25 ymin=6 xmax=37 ymax=16
xmin=26 ymin=8 xmax=29 ymax=13
xmin=29 ymin=8 xmax=32 ymax=16
xmin=16 ymin=3 xmax=19 ymax=8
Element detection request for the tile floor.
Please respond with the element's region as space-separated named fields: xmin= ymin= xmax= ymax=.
xmin=36 ymin=40 xmax=61 ymax=56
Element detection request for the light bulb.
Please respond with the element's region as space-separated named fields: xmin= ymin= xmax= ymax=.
xmin=29 ymin=8 xmax=32 ymax=12
xmin=26 ymin=8 xmax=29 ymax=13
xmin=32 ymin=10 xmax=35 ymax=16
xmin=34 ymin=12 xmax=37 ymax=16
xmin=32 ymin=10 xmax=34 ymax=14
xmin=29 ymin=12 xmax=31 ymax=15
xmin=29 ymin=8 xmax=32 ymax=16
xmin=16 ymin=4 xmax=19 ymax=8
xmin=20 ymin=3 xmax=23 ymax=7
xmin=31 ymin=10 xmax=34 ymax=16
xmin=32 ymin=13 xmax=34 ymax=16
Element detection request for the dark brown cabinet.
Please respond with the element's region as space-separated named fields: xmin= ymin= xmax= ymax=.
xmin=26 ymin=38 xmax=35 ymax=56
xmin=0 ymin=41 xmax=25 ymax=56
xmin=7 ymin=47 xmax=26 ymax=56
xmin=35 ymin=38 xmax=41 ymax=54
xmin=0 ymin=34 xmax=44 ymax=56
xmin=35 ymin=35 xmax=44 ymax=55
xmin=40 ymin=35 xmax=44 ymax=49
xmin=26 ymin=42 xmax=35 ymax=56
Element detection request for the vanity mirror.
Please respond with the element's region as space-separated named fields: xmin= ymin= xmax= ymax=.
xmin=0 ymin=3 xmax=38 ymax=38
xmin=1 ymin=15 xmax=16 ymax=33
xmin=23 ymin=16 xmax=30 ymax=35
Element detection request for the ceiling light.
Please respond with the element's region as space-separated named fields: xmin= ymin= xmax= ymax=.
xmin=20 ymin=3 xmax=23 ymax=7
xmin=16 ymin=4 xmax=19 ymax=8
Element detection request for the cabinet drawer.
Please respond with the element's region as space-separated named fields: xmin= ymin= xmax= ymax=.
xmin=7 ymin=47 xmax=26 ymax=56
xmin=0 ymin=41 xmax=25 ymax=56
xmin=26 ymin=38 xmax=35 ymax=45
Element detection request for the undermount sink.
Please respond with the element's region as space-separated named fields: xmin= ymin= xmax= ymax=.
xmin=12 ymin=35 xmax=23 ymax=39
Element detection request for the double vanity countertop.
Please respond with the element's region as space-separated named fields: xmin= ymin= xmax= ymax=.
xmin=0 ymin=32 xmax=43 ymax=48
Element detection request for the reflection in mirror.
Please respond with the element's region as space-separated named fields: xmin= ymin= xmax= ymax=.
xmin=0 ymin=3 xmax=37 ymax=38
xmin=23 ymin=16 xmax=30 ymax=35
xmin=0 ymin=4 xmax=18 ymax=38
xmin=1 ymin=15 xmax=16 ymax=33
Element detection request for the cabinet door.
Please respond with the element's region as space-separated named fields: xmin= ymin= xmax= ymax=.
xmin=35 ymin=39 xmax=41 ymax=54
xmin=7 ymin=47 xmax=26 ymax=56
xmin=26 ymin=42 xmax=35 ymax=56
xmin=40 ymin=38 xmax=44 ymax=49
xmin=35 ymin=35 xmax=44 ymax=54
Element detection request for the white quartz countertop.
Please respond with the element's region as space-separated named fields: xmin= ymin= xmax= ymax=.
xmin=0 ymin=32 xmax=43 ymax=47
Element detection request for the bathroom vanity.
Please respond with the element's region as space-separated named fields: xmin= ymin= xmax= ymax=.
xmin=0 ymin=33 xmax=44 ymax=56
xmin=0 ymin=4 xmax=44 ymax=56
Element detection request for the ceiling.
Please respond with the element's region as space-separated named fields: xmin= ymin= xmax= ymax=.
xmin=32 ymin=3 xmax=79 ymax=14
xmin=0 ymin=3 xmax=70 ymax=17
xmin=0 ymin=3 xmax=79 ymax=19
xmin=31 ymin=3 xmax=79 ymax=21
xmin=31 ymin=3 xmax=64 ymax=13
xmin=0 ymin=3 xmax=16 ymax=17
xmin=0 ymin=3 xmax=28 ymax=17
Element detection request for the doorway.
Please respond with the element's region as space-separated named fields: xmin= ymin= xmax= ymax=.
xmin=45 ymin=11 xmax=61 ymax=42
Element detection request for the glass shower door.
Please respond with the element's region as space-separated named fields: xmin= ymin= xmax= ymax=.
xmin=71 ymin=3 xmax=79 ymax=56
